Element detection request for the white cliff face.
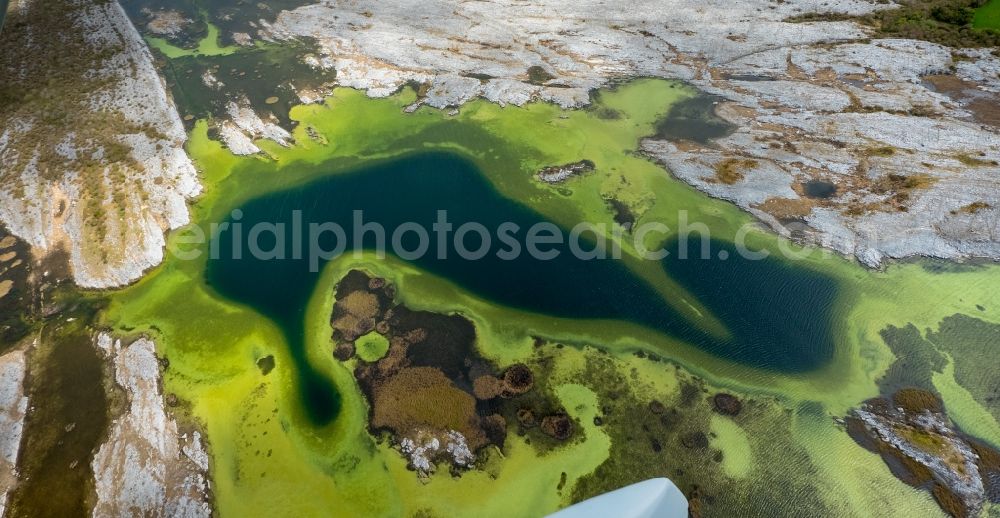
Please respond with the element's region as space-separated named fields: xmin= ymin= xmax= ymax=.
xmin=0 ymin=348 xmax=28 ymax=517
xmin=0 ymin=0 xmax=200 ymax=288
xmin=259 ymin=0 xmax=1000 ymax=266
xmin=91 ymin=334 xmax=211 ymax=518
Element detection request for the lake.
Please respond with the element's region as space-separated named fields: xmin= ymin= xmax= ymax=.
xmin=206 ymin=151 xmax=839 ymax=424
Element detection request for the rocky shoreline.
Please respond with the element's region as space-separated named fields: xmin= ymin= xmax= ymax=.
xmin=255 ymin=0 xmax=1000 ymax=267
xmin=847 ymin=388 xmax=1000 ymax=518
xmin=2 ymin=1 xmax=999 ymax=290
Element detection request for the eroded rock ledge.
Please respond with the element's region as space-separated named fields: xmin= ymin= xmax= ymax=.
xmin=0 ymin=0 xmax=200 ymax=288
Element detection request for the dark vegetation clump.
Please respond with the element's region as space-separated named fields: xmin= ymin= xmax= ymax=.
xmin=540 ymin=413 xmax=573 ymax=440
xmin=526 ymin=65 xmax=556 ymax=85
xmin=256 ymin=355 xmax=275 ymax=375
xmin=893 ymin=387 xmax=943 ymax=413
xmin=877 ymin=323 xmax=948 ymax=393
xmin=712 ymin=393 xmax=743 ymax=416
xmin=603 ymin=197 xmax=636 ymax=230
xmin=788 ymin=0 xmax=1000 ymax=48
xmin=330 ymin=270 xmax=567 ymax=473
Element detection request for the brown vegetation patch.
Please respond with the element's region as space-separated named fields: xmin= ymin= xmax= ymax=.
xmin=842 ymin=172 xmax=939 ymax=214
xmin=865 ymin=146 xmax=897 ymax=158
xmin=371 ymin=366 xmax=488 ymax=449
xmin=333 ymin=341 xmax=355 ymax=361
xmin=711 ymin=158 xmax=758 ymax=185
xmin=955 ymin=153 xmax=999 ymax=167
xmin=754 ymin=197 xmax=815 ymax=220
xmin=933 ymin=484 xmax=970 ymax=518
xmin=540 ymin=413 xmax=573 ymax=440
xmin=965 ymin=97 xmax=1000 ymax=127
xmin=500 ymin=363 xmax=534 ymax=397
xmin=924 ymin=74 xmax=1000 ymax=126
xmin=952 ymin=201 xmax=993 ymax=214
xmin=473 ymin=375 xmax=504 ymax=400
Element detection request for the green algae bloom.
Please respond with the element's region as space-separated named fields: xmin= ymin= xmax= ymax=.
xmin=101 ymin=79 xmax=1000 ymax=517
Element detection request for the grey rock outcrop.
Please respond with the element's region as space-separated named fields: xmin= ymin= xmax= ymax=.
xmin=91 ymin=334 xmax=211 ymax=518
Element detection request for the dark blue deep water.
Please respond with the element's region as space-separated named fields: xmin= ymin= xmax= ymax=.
xmin=206 ymin=152 xmax=838 ymax=424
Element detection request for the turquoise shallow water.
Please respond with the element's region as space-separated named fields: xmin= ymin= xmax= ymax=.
xmin=205 ymin=152 xmax=839 ymax=424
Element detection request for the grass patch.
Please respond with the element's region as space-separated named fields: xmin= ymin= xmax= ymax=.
xmin=866 ymin=146 xmax=897 ymax=157
xmin=355 ymin=332 xmax=389 ymax=362
xmin=974 ymin=0 xmax=1000 ymax=29
xmin=955 ymin=153 xmax=999 ymax=166
xmin=951 ymin=201 xmax=993 ymax=214
xmin=789 ymin=0 xmax=1000 ymax=47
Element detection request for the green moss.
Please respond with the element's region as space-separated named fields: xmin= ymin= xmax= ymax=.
xmin=354 ymin=332 xmax=389 ymax=362
xmin=974 ymin=0 xmax=1000 ymax=29
xmin=790 ymin=0 xmax=1000 ymax=47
